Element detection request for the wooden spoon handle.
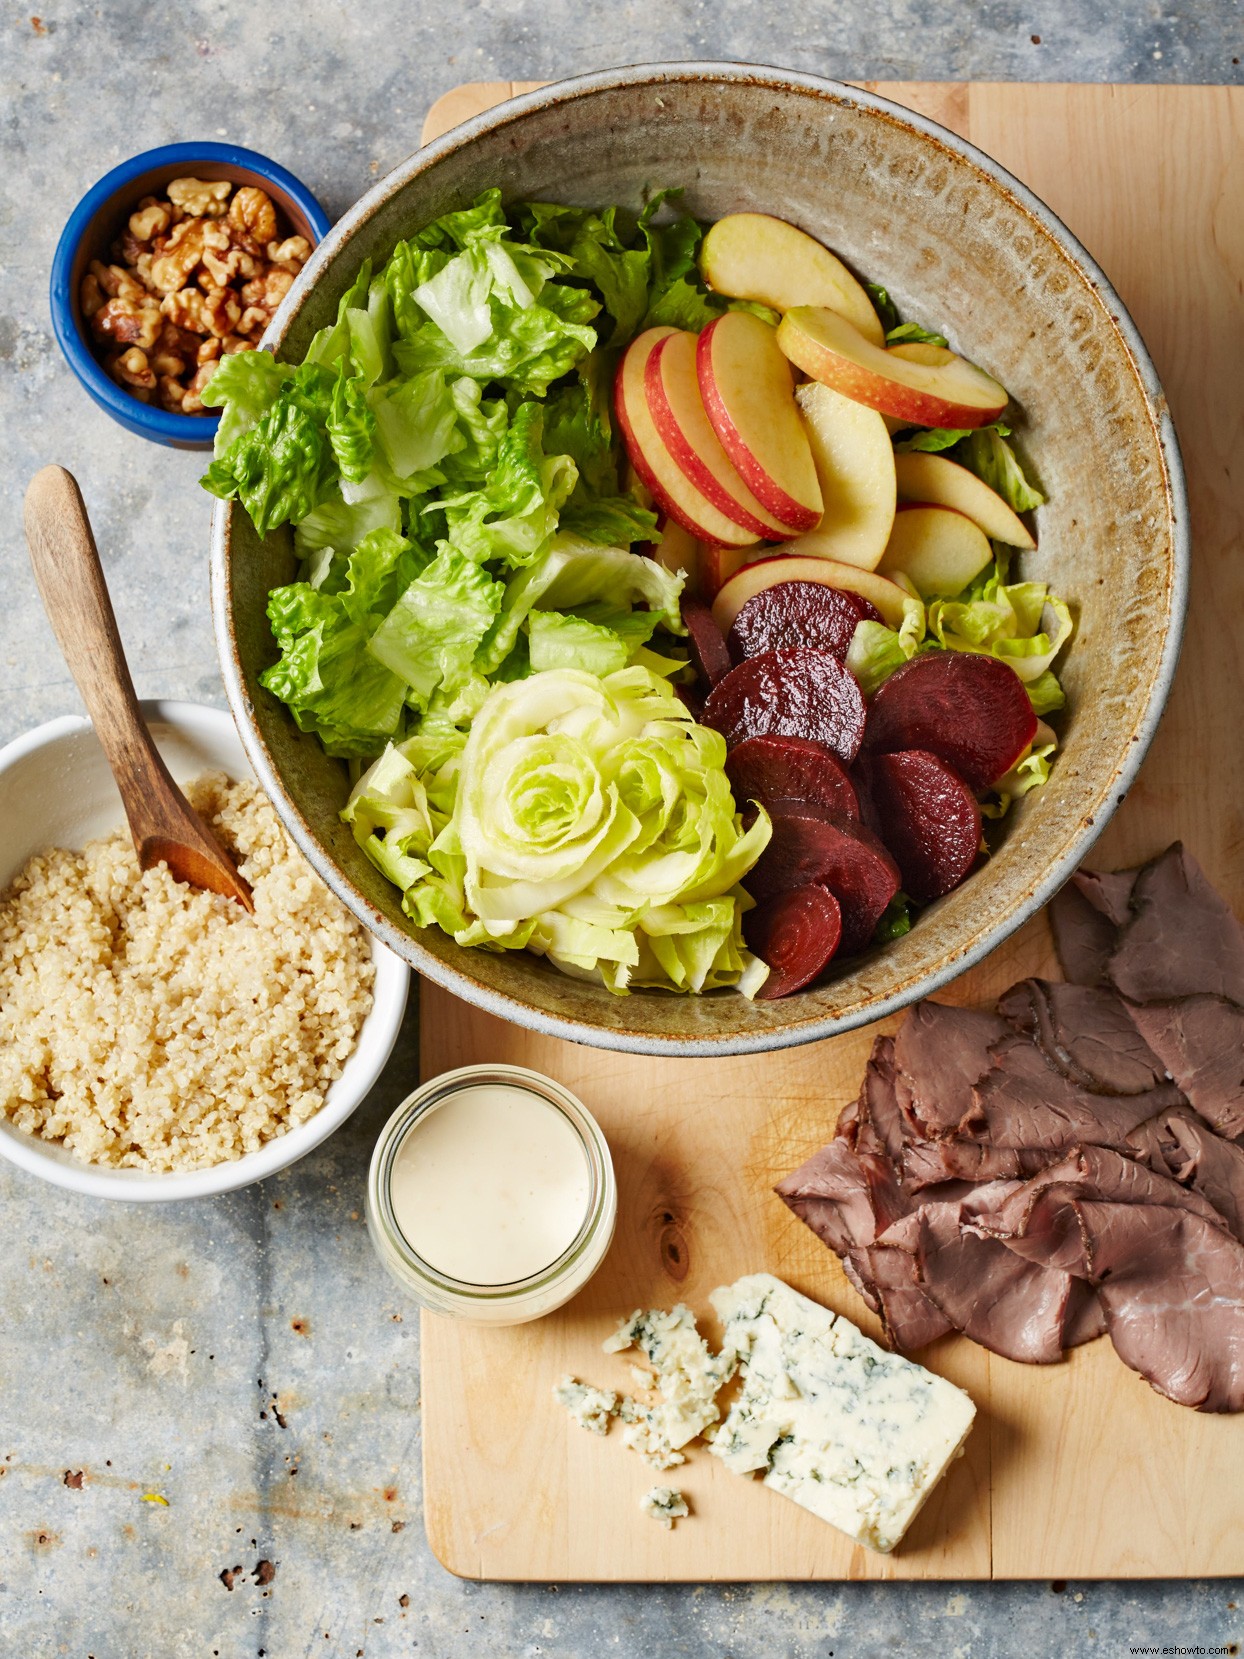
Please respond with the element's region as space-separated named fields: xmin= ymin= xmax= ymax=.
xmin=23 ymin=465 xmax=178 ymax=850
xmin=23 ymin=466 xmax=253 ymax=912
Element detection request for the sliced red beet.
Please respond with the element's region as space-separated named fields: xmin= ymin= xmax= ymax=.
xmin=744 ymin=800 xmax=900 ymax=953
xmin=744 ymin=884 xmax=843 ymax=999
xmin=727 ymin=581 xmax=864 ymax=664
xmin=674 ymin=682 xmax=705 ymax=721
xmin=726 ymin=734 xmax=859 ymax=820
xmin=864 ymin=651 xmax=1037 ymax=790
xmin=702 ymin=648 xmax=867 ymax=764
xmin=680 ymin=596 xmax=732 ymax=688
xmin=858 ymin=749 xmax=983 ymax=902
xmin=849 ymin=593 xmax=883 ymax=625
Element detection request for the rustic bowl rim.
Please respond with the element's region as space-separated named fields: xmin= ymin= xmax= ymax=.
xmin=210 ymin=61 xmax=1189 ymax=1058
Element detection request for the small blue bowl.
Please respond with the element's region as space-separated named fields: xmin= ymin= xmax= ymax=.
xmin=51 ymin=142 xmax=332 ymax=450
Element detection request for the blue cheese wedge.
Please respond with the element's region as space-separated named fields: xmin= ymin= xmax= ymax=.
xmin=604 ymin=1304 xmax=736 ymax=1468
xmin=708 ymin=1273 xmax=976 ymax=1554
xmin=552 ymin=1375 xmax=620 ymax=1436
xmin=639 ymin=1486 xmax=690 ymax=1529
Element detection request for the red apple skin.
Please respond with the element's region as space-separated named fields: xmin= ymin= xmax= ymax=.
xmin=697 ymin=314 xmax=823 ymax=533
xmin=776 ymin=307 xmax=1009 ymax=429
xmin=645 ymin=331 xmax=796 ymax=542
xmin=613 ymin=330 xmax=759 ymax=548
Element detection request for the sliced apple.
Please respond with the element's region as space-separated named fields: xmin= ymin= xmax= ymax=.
xmin=697 ymin=312 xmax=823 ymax=532
xmin=699 ymin=214 xmax=885 ymax=347
xmin=711 ymin=553 xmax=924 ymax=637
xmin=878 ymin=504 xmax=994 ymax=597
xmin=894 ymin=451 xmax=1036 ymax=549
xmin=777 ymin=307 xmax=1008 ymax=429
xmin=778 ymin=382 xmax=896 ymax=571
xmin=645 ymin=330 xmax=796 ymax=541
xmin=651 ymin=516 xmax=700 ymax=594
xmin=698 ymin=541 xmax=764 ymax=601
xmin=887 ymin=341 xmax=958 ymax=370
xmin=614 ymin=328 xmax=759 ymax=547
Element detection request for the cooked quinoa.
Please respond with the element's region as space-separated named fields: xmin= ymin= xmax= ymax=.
xmin=0 ymin=772 xmax=374 ymax=1171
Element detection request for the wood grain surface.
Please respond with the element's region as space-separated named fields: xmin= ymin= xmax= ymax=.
xmin=419 ymin=81 xmax=1244 ymax=1581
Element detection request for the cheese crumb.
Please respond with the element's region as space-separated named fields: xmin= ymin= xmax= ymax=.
xmin=639 ymin=1487 xmax=689 ymax=1529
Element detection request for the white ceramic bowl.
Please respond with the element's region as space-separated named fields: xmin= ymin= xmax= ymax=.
xmin=0 ymin=700 xmax=409 ymax=1201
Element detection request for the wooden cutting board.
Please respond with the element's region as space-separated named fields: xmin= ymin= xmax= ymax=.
xmin=418 ymin=81 xmax=1244 ymax=1581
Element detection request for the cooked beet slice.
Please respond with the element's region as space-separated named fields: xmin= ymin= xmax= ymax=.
xmin=727 ymin=581 xmax=864 ymax=664
xmin=745 ymin=884 xmax=843 ymax=999
xmin=745 ymin=801 xmax=900 ymax=953
xmin=674 ymin=682 xmax=704 ymax=721
xmin=864 ymin=652 xmax=1037 ymax=790
xmin=702 ymin=648 xmax=867 ymax=764
xmin=858 ymin=749 xmax=982 ymax=902
xmin=727 ymin=734 xmax=859 ymax=820
xmin=680 ymin=596 xmax=732 ymax=688
xmin=849 ymin=593 xmax=883 ymax=625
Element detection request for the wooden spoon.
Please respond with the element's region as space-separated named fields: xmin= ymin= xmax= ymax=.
xmin=23 ymin=465 xmax=254 ymax=912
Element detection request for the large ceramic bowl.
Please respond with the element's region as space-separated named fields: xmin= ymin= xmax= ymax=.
xmin=211 ymin=64 xmax=1187 ymax=1058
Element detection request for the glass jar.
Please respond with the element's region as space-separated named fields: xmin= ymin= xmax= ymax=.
xmin=365 ymin=1063 xmax=616 ymax=1325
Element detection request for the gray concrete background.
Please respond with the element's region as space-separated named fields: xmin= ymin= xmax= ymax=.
xmin=2 ymin=4 xmax=1242 ymax=1657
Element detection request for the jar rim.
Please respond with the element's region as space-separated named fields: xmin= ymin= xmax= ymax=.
xmin=367 ymin=1064 xmax=614 ymax=1303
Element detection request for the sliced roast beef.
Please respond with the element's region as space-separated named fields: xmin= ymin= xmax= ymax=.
xmin=901 ymin=1137 xmax=1056 ymax=1192
xmin=774 ymin=1136 xmax=909 ymax=1263
xmin=857 ymin=1243 xmax=955 ymax=1350
xmin=1050 ymin=884 xmax=1123 ymax=987
xmin=890 ymin=1001 xmax=1011 ymax=1139
xmin=1085 ymin=1202 xmax=1244 ymax=1412
xmin=972 ymin=1040 xmax=1185 ymax=1153
xmin=966 ymin=1147 xmax=1244 ymax=1410
xmin=879 ymin=1185 xmax=1073 ymax=1364
xmin=1063 ymin=1281 xmax=1108 ymax=1347
xmin=1107 ymin=843 xmax=1244 ymax=1004
xmin=1125 ymin=995 xmax=1244 ymax=1139
xmin=1129 ymin=1108 xmax=1244 ymax=1243
xmin=997 ymin=979 xmax=1169 ymax=1096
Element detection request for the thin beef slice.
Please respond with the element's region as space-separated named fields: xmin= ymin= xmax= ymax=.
xmin=1126 ymin=995 xmax=1244 ymax=1139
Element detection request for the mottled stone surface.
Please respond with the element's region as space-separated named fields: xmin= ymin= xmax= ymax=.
xmin=1 ymin=5 xmax=1242 ymax=1656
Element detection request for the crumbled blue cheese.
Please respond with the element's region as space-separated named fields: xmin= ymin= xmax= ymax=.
xmin=604 ymin=1304 xmax=736 ymax=1468
xmin=552 ymin=1375 xmax=620 ymax=1436
xmin=639 ymin=1486 xmax=690 ymax=1529
xmin=709 ymin=1273 xmax=976 ymax=1554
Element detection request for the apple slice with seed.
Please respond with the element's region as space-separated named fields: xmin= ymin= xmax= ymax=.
xmin=697 ymin=312 xmax=824 ymax=532
xmin=614 ymin=327 xmax=760 ymax=547
xmin=699 ymin=213 xmax=885 ymax=346
xmin=777 ymin=306 xmax=1009 ymax=429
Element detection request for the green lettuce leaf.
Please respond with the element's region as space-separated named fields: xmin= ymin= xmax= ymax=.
xmin=864 ymin=282 xmax=898 ymax=332
xmin=440 ymin=401 xmax=577 ymax=568
xmin=956 ymin=426 xmax=1045 ymax=512
xmin=526 ymin=610 xmax=630 ymax=677
xmin=201 ymin=361 xmax=340 ymax=535
xmin=327 ymin=364 xmax=376 ymax=484
xmin=982 ymin=722 xmax=1058 ymax=819
xmin=886 ymin=320 xmax=948 ymax=347
xmin=366 ymin=543 xmax=504 ymax=708
xmin=259 ymin=528 xmax=423 ymax=756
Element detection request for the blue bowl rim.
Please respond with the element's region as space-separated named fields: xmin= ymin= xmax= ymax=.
xmin=50 ymin=140 xmax=332 ymax=446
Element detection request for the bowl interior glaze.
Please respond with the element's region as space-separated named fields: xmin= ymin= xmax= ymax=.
xmin=213 ymin=66 xmax=1185 ymax=1057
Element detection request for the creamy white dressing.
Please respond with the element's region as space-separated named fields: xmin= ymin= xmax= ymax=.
xmin=389 ymin=1082 xmax=591 ymax=1285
